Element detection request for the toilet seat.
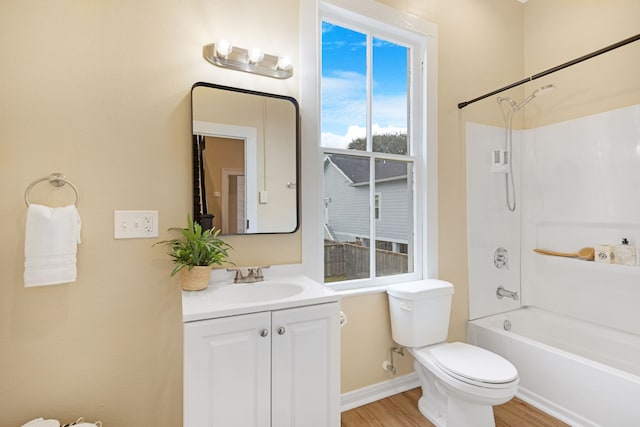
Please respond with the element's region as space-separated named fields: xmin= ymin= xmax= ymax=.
xmin=413 ymin=342 xmax=518 ymax=389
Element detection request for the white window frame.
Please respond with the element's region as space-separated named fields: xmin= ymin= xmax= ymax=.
xmin=301 ymin=0 xmax=438 ymax=290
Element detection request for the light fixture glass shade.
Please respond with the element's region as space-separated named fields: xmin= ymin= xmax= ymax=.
xmin=276 ymin=56 xmax=293 ymax=70
xmin=247 ymin=48 xmax=264 ymax=64
xmin=215 ymin=40 xmax=233 ymax=57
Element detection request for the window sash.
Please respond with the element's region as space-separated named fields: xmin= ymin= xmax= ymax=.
xmin=311 ymin=0 xmax=434 ymax=290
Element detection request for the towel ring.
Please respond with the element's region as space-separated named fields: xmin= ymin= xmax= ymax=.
xmin=24 ymin=173 xmax=79 ymax=207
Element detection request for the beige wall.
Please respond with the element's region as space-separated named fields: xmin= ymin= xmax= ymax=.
xmin=1 ymin=0 xmax=638 ymax=424
xmin=523 ymin=0 xmax=640 ymax=127
xmin=0 ymin=0 xmax=299 ymax=425
xmin=340 ymin=293 xmax=415 ymax=391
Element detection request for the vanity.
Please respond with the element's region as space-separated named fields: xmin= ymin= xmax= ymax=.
xmin=182 ymin=270 xmax=341 ymax=427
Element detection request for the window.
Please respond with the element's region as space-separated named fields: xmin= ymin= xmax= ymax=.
xmin=319 ymin=2 xmax=434 ymax=288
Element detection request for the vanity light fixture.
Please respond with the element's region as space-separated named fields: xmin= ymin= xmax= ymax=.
xmin=203 ymin=41 xmax=293 ymax=79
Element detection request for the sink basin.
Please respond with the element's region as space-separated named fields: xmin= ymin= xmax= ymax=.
xmin=212 ymin=282 xmax=304 ymax=303
xmin=182 ymin=272 xmax=340 ymax=322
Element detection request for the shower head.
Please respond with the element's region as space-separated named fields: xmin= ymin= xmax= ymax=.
xmin=533 ymin=84 xmax=555 ymax=97
xmin=496 ymin=83 xmax=554 ymax=213
xmin=515 ymin=84 xmax=556 ymax=110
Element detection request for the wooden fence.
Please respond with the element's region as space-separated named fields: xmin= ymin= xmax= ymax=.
xmin=324 ymin=241 xmax=408 ymax=280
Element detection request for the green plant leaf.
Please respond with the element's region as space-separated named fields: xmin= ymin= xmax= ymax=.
xmin=154 ymin=215 xmax=233 ymax=276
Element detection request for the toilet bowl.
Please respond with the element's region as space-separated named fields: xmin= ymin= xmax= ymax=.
xmin=387 ymin=280 xmax=519 ymax=427
xmin=409 ymin=342 xmax=518 ymax=426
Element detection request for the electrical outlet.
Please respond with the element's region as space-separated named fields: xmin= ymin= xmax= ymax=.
xmin=114 ymin=210 xmax=159 ymax=239
xmin=143 ymin=214 xmax=154 ymax=233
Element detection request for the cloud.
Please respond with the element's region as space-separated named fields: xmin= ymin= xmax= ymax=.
xmin=321 ymin=69 xmax=407 ymax=149
xmin=322 ymin=124 xmax=407 ymax=149
xmin=372 ymin=93 xmax=408 ymax=127
xmin=321 ymin=71 xmax=367 ymax=135
xmin=321 ymin=125 xmax=365 ymax=149
xmin=322 ymin=71 xmax=366 ymax=98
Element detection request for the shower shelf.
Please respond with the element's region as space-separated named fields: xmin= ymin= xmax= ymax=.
xmin=534 ymin=253 xmax=640 ymax=274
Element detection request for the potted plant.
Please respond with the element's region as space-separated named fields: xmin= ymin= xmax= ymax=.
xmin=155 ymin=216 xmax=233 ymax=291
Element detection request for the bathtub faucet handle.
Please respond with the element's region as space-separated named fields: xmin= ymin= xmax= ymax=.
xmin=496 ymin=285 xmax=519 ymax=301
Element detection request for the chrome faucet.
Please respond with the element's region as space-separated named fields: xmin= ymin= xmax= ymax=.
xmin=496 ymin=285 xmax=519 ymax=301
xmin=227 ymin=266 xmax=270 ymax=283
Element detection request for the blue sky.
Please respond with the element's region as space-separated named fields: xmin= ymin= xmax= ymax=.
xmin=321 ymin=21 xmax=408 ymax=148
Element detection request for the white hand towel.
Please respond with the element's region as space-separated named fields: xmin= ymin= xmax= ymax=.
xmin=24 ymin=204 xmax=82 ymax=287
xmin=21 ymin=419 xmax=60 ymax=427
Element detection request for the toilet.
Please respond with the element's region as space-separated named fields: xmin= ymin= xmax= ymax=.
xmin=387 ymin=279 xmax=518 ymax=427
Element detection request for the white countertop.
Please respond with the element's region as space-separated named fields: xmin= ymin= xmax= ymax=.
xmin=182 ymin=265 xmax=341 ymax=322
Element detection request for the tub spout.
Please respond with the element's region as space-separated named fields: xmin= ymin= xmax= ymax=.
xmin=496 ymin=285 xmax=519 ymax=301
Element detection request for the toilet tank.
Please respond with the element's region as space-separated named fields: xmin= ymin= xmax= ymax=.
xmin=387 ymin=279 xmax=455 ymax=347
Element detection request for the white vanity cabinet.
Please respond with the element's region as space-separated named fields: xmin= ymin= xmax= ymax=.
xmin=184 ymin=301 xmax=340 ymax=427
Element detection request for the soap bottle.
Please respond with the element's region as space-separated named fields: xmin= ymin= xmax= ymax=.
xmin=613 ymin=238 xmax=637 ymax=266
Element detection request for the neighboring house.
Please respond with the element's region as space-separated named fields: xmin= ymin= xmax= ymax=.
xmin=323 ymin=154 xmax=410 ymax=254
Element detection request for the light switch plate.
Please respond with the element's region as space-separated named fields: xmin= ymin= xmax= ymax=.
xmin=114 ymin=210 xmax=159 ymax=239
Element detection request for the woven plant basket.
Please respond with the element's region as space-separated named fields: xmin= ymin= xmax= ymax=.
xmin=180 ymin=266 xmax=211 ymax=291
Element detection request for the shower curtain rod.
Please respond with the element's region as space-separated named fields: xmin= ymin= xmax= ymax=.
xmin=457 ymin=33 xmax=640 ymax=109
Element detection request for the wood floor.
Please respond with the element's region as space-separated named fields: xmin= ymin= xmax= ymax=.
xmin=341 ymin=388 xmax=569 ymax=427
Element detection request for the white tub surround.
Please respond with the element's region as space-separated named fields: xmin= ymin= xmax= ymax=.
xmin=520 ymin=104 xmax=640 ymax=335
xmin=466 ymin=122 xmax=522 ymax=320
xmin=469 ymin=307 xmax=640 ymax=427
xmin=467 ymin=104 xmax=640 ymax=332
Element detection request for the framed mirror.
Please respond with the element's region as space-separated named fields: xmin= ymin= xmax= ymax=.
xmin=191 ymin=82 xmax=300 ymax=234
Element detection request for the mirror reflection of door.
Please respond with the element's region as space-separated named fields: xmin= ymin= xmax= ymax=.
xmin=202 ymin=136 xmax=247 ymax=234
xmin=221 ymin=168 xmax=246 ymax=234
xmin=235 ymin=175 xmax=246 ymax=233
xmin=195 ymin=121 xmax=258 ymax=234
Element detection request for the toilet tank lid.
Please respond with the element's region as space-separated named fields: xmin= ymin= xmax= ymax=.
xmin=387 ymin=279 xmax=454 ymax=300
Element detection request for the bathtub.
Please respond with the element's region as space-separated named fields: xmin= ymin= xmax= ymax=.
xmin=468 ymin=307 xmax=640 ymax=427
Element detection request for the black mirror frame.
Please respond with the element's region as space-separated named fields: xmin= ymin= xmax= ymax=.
xmin=191 ymin=82 xmax=301 ymax=234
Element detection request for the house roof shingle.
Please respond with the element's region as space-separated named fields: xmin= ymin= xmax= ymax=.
xmin=327 ymin=154 xmax=408 ymax=184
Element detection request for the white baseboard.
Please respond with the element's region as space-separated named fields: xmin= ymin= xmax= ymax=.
xmin=340 ymin=372 xmax=421 ymax=412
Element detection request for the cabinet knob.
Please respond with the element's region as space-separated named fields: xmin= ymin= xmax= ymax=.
xmin=277 ymin=326 xmax=286 ymax=335
xmin=259 ymin=328 xmax=269 ymax=337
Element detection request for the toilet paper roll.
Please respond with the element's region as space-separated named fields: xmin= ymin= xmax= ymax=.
xmin=339 ymin=311 xmax=348 ymax=328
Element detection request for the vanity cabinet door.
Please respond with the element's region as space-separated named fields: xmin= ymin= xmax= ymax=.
xmin=271 ymin=302 xmax=341 ymax=427
xmin=183 ymin=311 xmax=271 ymax=427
